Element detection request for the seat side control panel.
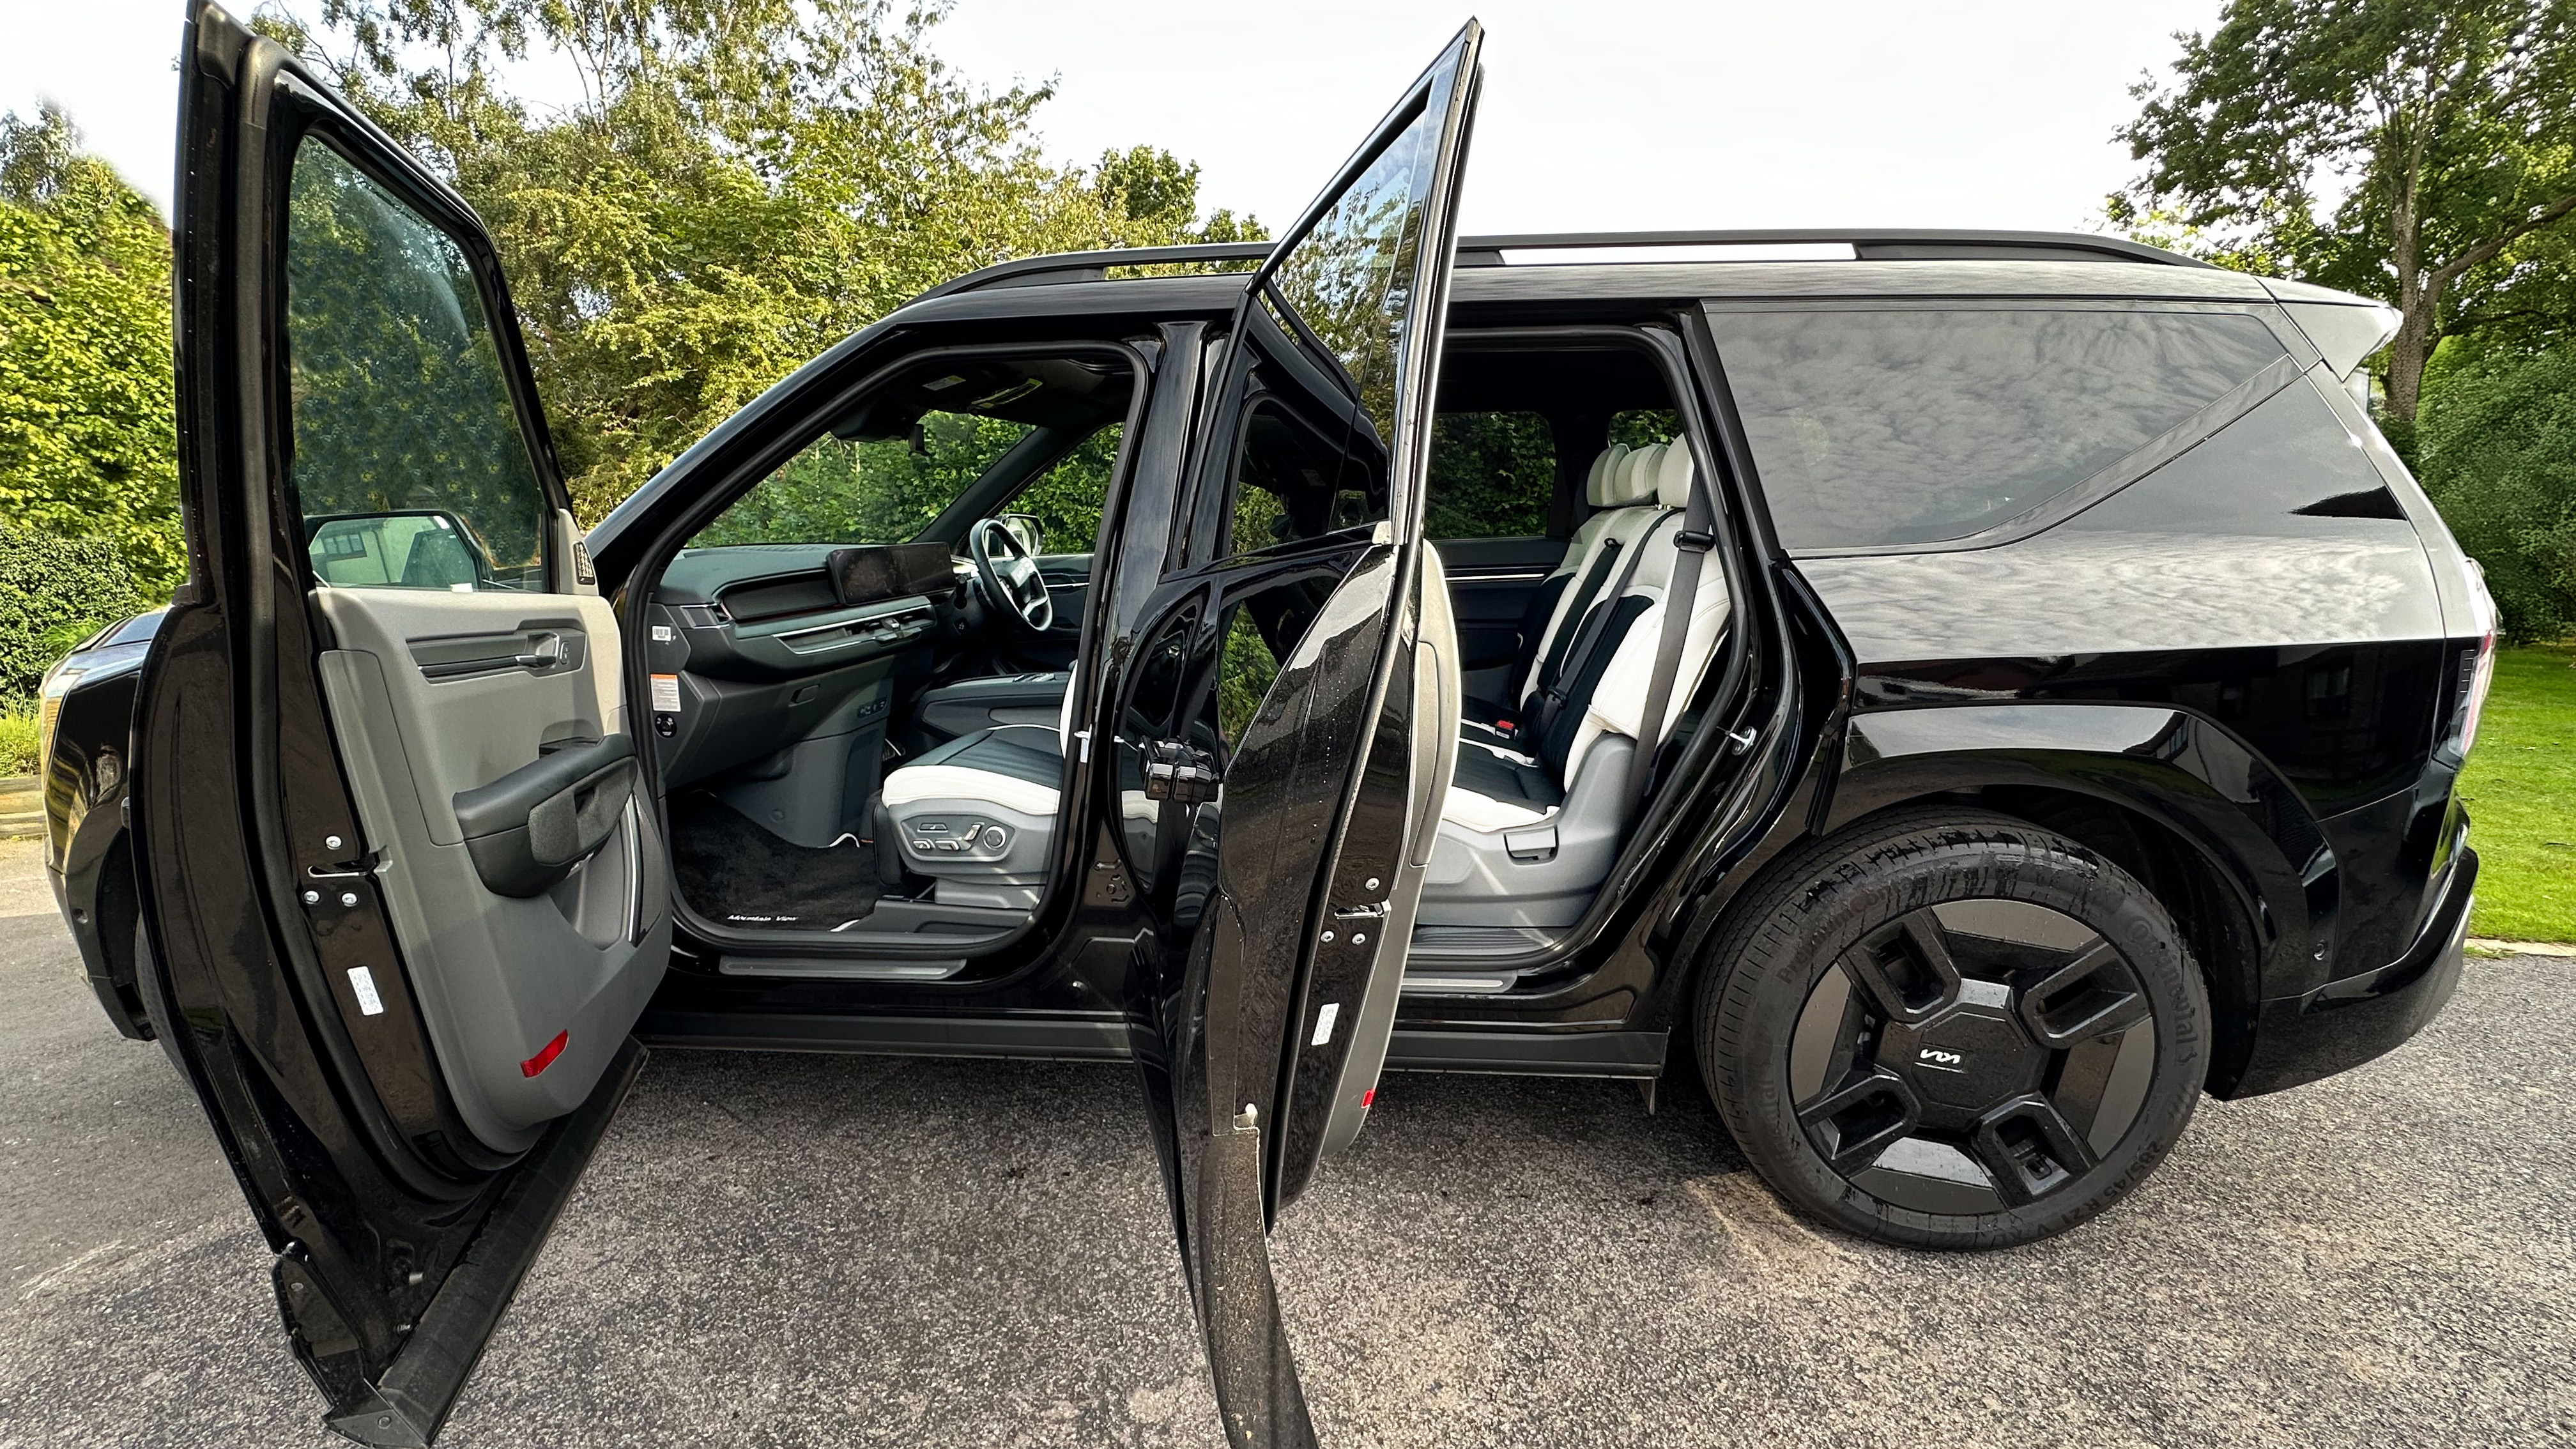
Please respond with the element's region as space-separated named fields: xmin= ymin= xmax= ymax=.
xmin=903 ymin=813 xmax=1013 ymax=862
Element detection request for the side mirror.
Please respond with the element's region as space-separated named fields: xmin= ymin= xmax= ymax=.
xmin=305 ymin=510 xmax=497 ymax=590
xmin=995 ymin=512 xmax=1047 ymax=556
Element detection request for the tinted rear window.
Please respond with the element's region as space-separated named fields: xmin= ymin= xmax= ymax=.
xmin=1711 ymin=308 xmax=2290 ymax=550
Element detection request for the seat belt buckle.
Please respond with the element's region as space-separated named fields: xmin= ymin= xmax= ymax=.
xmin=1491 ymin=716 xmax=1519 ymax=742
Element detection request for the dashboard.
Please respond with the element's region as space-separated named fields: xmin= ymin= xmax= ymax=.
xmin=645 ymin=543 xmax=958 ymax=795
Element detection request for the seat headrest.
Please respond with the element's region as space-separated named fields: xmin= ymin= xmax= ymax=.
xmin=1583 ymin=444 xmax=1632 ymax=507
xmin=1604 ymin=443 xmax=1662 ymax=507
xmin=1654 ymin=440 xmax=1696 ymax=510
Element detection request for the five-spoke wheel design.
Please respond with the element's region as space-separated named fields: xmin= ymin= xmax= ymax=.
xmin=1698 ymin=809 xmax=2209 ymax=1248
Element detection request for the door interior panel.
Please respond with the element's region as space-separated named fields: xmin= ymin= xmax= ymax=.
xmin=313 ymin=587 xmax=670 ymax=1152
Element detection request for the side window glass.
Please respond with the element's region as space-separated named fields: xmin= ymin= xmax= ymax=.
xmin=1011 ymin=423 xmax=1123 ymax=553
xmin=1425 ymin=411 xmax=1553 ymax=540
xmin=1264 ymin=98 xmax=1443 ymax=464
xmin=692 ymin=356 xmax=1132 ymax=549
xmin=1710 ymin=308 xmax=2291 ymax=550
xmin=1224 ymin=395 xmax=1377 ymax=559
xmin=1608 ymin=409 xmax=1681 ymax=450
xmin=284 ymin=141 xmax=550 ymax=590
xmin=1216 ymin=605 xmax=1284 ymax=750
xmin=693 ymin=414 xmax=1031 ymax=548
xmin=2070 ymin=380 xmax=2406 ymax=536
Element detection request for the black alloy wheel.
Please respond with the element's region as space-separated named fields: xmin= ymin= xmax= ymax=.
xmin=1698 ymin=809 xmax=2210 ymax=1249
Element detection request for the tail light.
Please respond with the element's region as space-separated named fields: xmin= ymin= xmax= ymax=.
xmin=2451 ymin=561 xmax=2499 ymax=758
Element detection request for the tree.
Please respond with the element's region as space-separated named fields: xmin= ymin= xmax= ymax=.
xmin=263 ymin=0 xmax=1259 ymax=521
xmin=0 ymin=105 xmax=185 ymax=595
xmin=2417 ymin=341 xmax=2576 ymax=637
xmin=2113 ymin=1 xmax=2576 ymax=438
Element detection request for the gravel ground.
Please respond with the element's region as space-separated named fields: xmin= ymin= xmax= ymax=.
xmin=2 ymin=835 xmax=2570 ymax=1448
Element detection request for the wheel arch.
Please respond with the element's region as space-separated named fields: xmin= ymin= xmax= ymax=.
xmin=1675 ymin=703 xmax=2325 ymax=1098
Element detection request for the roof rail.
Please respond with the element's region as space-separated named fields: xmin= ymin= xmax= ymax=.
xmin=913 ymin=227 xmax=2211 ymax=303
xmin=916 ymin=242 xmax=1273 ymax=302
xmin=1454 ymin=229 xmax=2214 ymax=269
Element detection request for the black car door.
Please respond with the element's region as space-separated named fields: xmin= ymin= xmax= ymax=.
xmin=129 ymin=6 xmax=668 ymax=1443
xmin=1113 ymin=23 xmax=1481 ymax=1445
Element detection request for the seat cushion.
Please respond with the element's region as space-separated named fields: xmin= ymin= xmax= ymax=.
xmin=1443 ymin=739 xmax=1563 ymax=832
xmin=882 ymin=724 xmax=1063 ymax=817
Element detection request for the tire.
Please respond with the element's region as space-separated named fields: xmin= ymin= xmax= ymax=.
xmin=1697 ymin=808 xmax=2209 ymax=1250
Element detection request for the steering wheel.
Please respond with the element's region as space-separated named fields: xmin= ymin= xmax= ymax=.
xmin=967 ymin=518 xmax=1054 ymax=634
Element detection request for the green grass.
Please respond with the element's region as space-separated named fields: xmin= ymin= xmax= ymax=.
xmin=2455 ymin=642 xmax=2576 ymax=942
xmin=0 ymin=710 xmax=36 ymax=777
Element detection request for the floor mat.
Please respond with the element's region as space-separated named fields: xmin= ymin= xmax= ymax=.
xmin=667 ymin=792 xmax=882 ymax=930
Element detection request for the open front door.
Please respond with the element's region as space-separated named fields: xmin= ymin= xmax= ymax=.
xmin=129 ymin=6 xmax=670 ymax=1442
xmin=1119 ymin=22 xmax=1480 ymax=1445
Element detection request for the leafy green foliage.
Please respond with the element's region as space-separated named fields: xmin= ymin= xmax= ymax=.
xmin=1216 ymin=605 xmax=1280 ymax=751
xmin=1011 ymin=425 xmax=1123 ymax=554
xmin=0 ymin=523 xmax=139 ymax=702
xmin=0 ymin=106 xmax=183 ymax=595
xmin=0 ymin=708 xmax=37 ymax=776
xmin=693 ymin=411 xmax=1034 ymax=548
xmin=2418 ymin=341 xmax=2576 ymax=638
xmin=284 ymin=142 xmax=551 ymax=583
xmin=2113 ymin=2 xmax=2576 ymax=424
xmin=270 ymin=0 xmax=1261 ymax=523
xmin=1425 ymin=411 xmax=1552 ymax=540
xmin=1608 ymin=409 xmax=1681 ymax=451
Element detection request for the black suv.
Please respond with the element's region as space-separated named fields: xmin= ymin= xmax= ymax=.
xmin=81 ymin=9 xmax=2492 ymax=1444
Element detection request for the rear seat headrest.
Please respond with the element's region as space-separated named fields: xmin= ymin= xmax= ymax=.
xmin=1654 ymin=440 xmax=1696 ymax=510
xmin=1602 ymin=443 xmax=1662 ymax=507
xmin=1583 ymin=443 xmax=1632 ymax=507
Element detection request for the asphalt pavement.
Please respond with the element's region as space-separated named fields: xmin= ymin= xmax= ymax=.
xmin=2 ymin=835 xmax=2570 ymax=1448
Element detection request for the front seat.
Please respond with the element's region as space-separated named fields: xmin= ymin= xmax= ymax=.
xmin=877 ymin=680 xmax=1077 ymax=910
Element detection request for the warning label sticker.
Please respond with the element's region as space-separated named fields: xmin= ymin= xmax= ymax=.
xmin=346 ymin=966 xmax=386 ymax=1016
xmin=650 ymin=673 xmax=682 ymax=712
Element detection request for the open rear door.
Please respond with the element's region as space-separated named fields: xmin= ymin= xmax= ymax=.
xmin=1119 ymin=22 xmax=1480 ymax=1445
xmin=128 ymin=6 xmax=670 ymax=1442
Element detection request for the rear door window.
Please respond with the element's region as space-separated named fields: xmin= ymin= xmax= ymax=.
xmin=1708 ymin=307 xmax=2291 ymax=551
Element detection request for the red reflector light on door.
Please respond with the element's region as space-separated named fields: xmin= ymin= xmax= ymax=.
xmin=521 ymin=1030 xmax=569 ymax=1077
xmin=1361 ymin=1089 xmax=1376 ymax=1108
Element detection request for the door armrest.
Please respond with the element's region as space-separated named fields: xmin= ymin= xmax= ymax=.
xmin=454 ymin=733 xmax=636 ymax=897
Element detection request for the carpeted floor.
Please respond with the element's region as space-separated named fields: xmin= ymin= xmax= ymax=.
xmin=667 ymin=791 xmax=882 ymax=930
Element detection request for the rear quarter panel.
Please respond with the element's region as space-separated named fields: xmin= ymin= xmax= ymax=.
xmin=1794 ymin=371 xmax=2467 ymax=1027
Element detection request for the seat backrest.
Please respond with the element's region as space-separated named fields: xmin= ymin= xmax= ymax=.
xmin=1505 ymin=443 xmax=1669 ymax=712
xmin=1539 ymin=441 xmax=1730 ymax=789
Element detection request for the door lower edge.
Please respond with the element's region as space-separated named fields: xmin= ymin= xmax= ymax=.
xmin=313 ymin=1037 xmax=648 ymax=1447
xmin=633 ymin=1010 xmax=1666 ymax=1078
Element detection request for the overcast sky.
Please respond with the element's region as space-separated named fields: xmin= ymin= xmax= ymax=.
xmin=4 ymin=1 xmax=2223 ymax=235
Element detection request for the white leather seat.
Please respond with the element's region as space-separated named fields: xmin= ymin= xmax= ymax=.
xmin=877 ymin=669 xmax=1081 ymax=910
xmin=1424 ymin=440 xmax=1730 ymax=928
xmin=1462 ymin=442 xmax=1669 ymax=740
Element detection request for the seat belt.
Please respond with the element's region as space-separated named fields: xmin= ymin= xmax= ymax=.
xmin=1524 ymin=533 xmax=1626 ymax=717
xmin=1625 ymin=454 xmax=1718 ymax=811
xmin=1537 ymin=510 xmax=1676 ymax=737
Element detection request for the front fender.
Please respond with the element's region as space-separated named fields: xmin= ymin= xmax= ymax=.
xmin=1830 ymin=703 xmax=2334 ymax=1006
